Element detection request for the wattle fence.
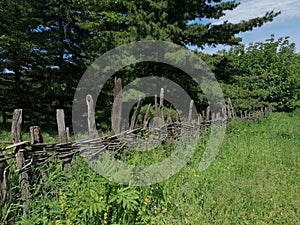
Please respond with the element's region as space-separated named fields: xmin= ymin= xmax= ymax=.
xmin=0 ymin=78 xmax=272 ymax=212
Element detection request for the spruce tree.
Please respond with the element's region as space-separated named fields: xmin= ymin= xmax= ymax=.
xmin=0 ymin=0 xmax=281 ymax=128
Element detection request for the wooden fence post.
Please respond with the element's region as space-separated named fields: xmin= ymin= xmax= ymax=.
xmin=226 ymin=103 xmax=232 ymax=119
xmin=211 ymin=112 xmax=216 ymax=121
xmin=30 ymin=126 xmax=43 ymax=144
xmin=201 ymin=110 xmax=205 ymax=122
xmin=30 ymin=126 xmax=49 ymax=183
xmin=12 ymin=109 xmax=30 ymax=212
xmin=130 ymin=96 xmax=143 ymax=130
xmin=166 ymin=110 xmax=173 ymax=124
xmin=154 ymin=94 xmax=158 ymax=115
xmin=176 ymin=112 xmax=180 ymax=123
xmin=159 ymin=88 xmax=165 ymax=126
xmin=188 ymin=100 xmax=194 ymax=124
xmin=221 ymin=104 xmax=227 ymax=120
xmin=112 ymin=77 xmax=122 ymax=134
xmin=0 ymin=155 xmax=9 ymax=205
xmin=56 ymin=109 xmax=68 ymax=143
xmin=56 ymin=109 xmax=72 ymax=171
xmin=154 ymin=95 xmax=159 ymax=127
xmin=143 ymin=104 xmax=151 ymax=129
xmin=206 ymin=105 xmax=211 ymax=122
xmin=1 ymin=108 xmax=9 ymax=204
xmin=66 ymin=127 xmax=70 ymax=142
xmin=86 ymin=95 xmax=98 ymax=139
xmin=198 ymin=114 xmax=204 ymax=125
xmin=227 ymin=98 xmax=235 ymax=118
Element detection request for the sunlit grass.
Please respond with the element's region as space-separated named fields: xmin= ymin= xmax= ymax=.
xmin=0 ymin=112 xmax=299 ymax=224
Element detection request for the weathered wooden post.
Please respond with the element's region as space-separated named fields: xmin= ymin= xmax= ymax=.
xmin=112 ymin=77 xmax=122 ymax=134
xmin=211 ymin=112 xmax=216 ymax=121
xmin=130 ymin=96 xmax=143 ymax=130
xmin=56 ymin=109 xmax=68 ymax=143
xmin=227 ymin=98 xmax=235 ymax=118
xmin=176 ymin=112 xmax=180 ymax=123
xmin=143 ymin=104 xmax=151 ymax=129
xmin=66 ymin=127 xmax=70 ymax=142
xmin=264 ymin=106 xmax=270 ymax=117
xmin=0 ymin=108 xmax=9 ymax=204
xmin=221 ymin=104 xmax=227 ymax=120
xmin=56 ymin=109 xmax=72 ymax=171
xmin=30 ymin=126 xmax=43 ymax=144
xmin=0 ymin=154 xmax=9 ymax=205
xmin=154 ymin=94 xmax=158 ymax=111
xmin=226 ymin=103 xmax=232 ymax=119
xmin=198 ymin=114 xmax=204 ymax=126
xmin=166 ymin=110 xmax=173 ymax=124
xmin=153 ymin=94 xmax=159 ymax=127
xmin=206 ymin=105 xmax=211 ymax=122
xmin=30 ymin=126 xmax=43 ymax=177
xmin=29 ymin=126 xmax=48 ymax=183
xmin=86 ymin=95 xmax=99 ymax=139
xmin=216 ymin=112 xmax=221 ymax=121
xmin=201 ymin=110 xmax=206 ymax=122
xmin=12 ymin=109 xmax=30 ymax=212
xmin=187 ymin=100 xmax=194 ymax=124
xmin=159 ymin=88 xmax=165 ymax=126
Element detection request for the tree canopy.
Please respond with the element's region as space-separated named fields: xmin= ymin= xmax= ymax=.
xmin=0 ymin=0 xmax=282 ymax=129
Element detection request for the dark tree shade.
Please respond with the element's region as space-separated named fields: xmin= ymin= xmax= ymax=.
xmin=0 ymin=0 xmax=281 ymax=130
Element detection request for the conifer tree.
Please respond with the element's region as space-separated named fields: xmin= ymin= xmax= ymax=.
xmin=0 ymin=0 xmax=281 ymax=127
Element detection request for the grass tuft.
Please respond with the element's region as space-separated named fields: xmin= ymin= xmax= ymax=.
xmin=0 ymin=112 xmax=299 ymax=224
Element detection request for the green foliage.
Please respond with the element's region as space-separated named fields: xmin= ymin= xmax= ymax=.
xmin=207 ymin=35 xmax=300 ymax=112
xmin=8 ymin=158 xmax=142 ymax=225
xmin=121 ymin=0 xmax=279 ymax=47
xmin=1 ymin=112 xmax=299 ymax=224
xmin=0 ymin=0 xmax=280 ymax=130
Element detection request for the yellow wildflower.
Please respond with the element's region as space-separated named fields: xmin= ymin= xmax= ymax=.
xmin=103 ymin=212 xmax=108 ymax=224
xmin=55 ymin=220 xmax=62 ymax=225
xmin=144 ymin=198 xmax=149 ymax=205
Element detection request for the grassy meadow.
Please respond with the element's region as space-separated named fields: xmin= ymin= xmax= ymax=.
xmin=0 ymin=111 xmax=299 ymax=224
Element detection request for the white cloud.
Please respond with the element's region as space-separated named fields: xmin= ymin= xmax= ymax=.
xmin=215 ymin=0 xmax=300 ymax=24
xmin=202 ymin=0 xmax=300 ymax=54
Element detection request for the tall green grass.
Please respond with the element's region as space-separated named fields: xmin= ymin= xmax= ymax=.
xmin=1 ymin=112 xmax=299 ymax=224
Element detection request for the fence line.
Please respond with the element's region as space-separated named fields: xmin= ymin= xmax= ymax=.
xmin=0 ymin=79 xmax=272 ymax=212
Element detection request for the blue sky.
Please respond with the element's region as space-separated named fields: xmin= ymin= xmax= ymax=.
xmin=202 ymin=0 xmax=300 ymax=54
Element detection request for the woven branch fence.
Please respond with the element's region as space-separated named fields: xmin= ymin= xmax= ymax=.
xmin=0 ymin=78 xmax=271 ymax=212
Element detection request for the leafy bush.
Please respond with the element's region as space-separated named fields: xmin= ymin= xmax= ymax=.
xmin=210 ymin=35 xmax=300 ymax=112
